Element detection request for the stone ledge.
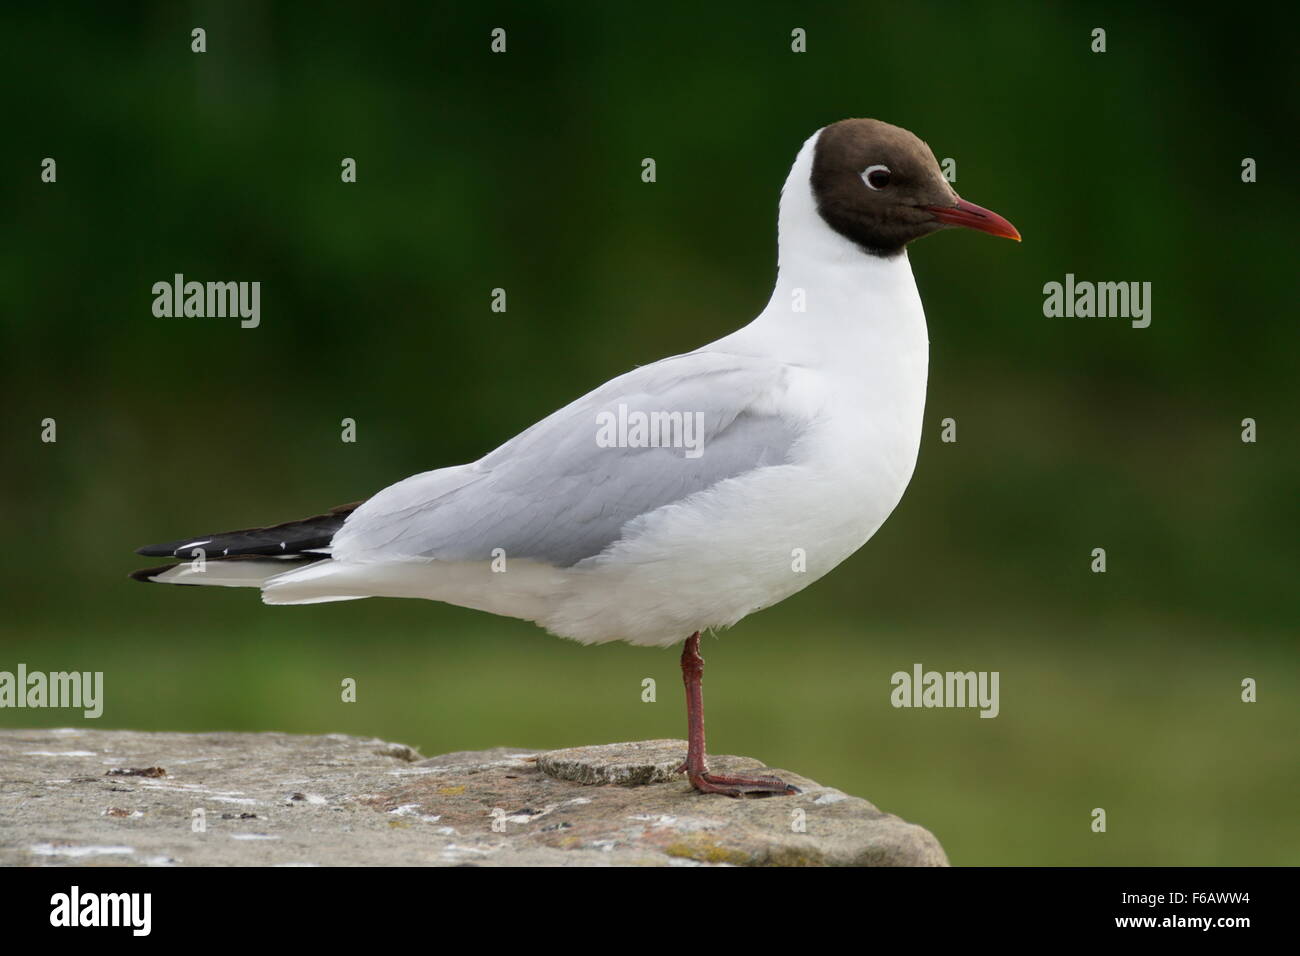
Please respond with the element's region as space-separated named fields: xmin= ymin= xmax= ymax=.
xmin=0 ymin=729 xmax=947 ymax=866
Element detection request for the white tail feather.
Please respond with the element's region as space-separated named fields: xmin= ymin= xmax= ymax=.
xmin=146 ymin=559 xmax=324 ymax=589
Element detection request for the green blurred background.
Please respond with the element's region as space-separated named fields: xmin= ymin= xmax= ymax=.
xmin=2 ymin=2 xmax=1296 ymax=865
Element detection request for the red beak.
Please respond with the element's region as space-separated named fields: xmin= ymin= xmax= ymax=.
xmin=926 ymin=196 xmax=1021 ymax=241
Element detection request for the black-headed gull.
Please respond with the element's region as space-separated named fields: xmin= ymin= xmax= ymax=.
xmin=134 ymin=118 xmax=1020 ymax=796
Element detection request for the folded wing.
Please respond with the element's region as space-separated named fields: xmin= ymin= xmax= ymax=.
xmin=332 ymin=351 xmax=802 ymax=568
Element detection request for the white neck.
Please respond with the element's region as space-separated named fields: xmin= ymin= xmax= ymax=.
xmin=715 ymin=130 xmax=930 ymax=373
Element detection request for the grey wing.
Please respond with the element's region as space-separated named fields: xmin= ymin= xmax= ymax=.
xmin=331 ymin=351 xmax=803 ymax=568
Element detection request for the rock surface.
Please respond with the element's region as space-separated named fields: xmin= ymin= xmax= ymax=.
xmin=0 ymin=729 xmax=948 ymax=866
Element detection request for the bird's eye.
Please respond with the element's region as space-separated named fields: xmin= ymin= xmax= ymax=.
xmin=862 ymin=164 xmax=891 ymax=190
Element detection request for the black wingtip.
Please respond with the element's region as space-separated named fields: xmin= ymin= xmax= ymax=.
xmin=136 ymin=544 xmax=177 ymax=557
xmin=129 ymin=564 xmax=176 ymax=582
xmin=130 ymin=501 xmax=362 ymax=562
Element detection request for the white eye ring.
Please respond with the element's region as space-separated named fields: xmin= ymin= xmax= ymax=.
xmin=861 ymin=164 xmax=891 ymax=190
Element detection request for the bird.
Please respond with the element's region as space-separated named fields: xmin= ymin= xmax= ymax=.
xmin=132 ymin=118 xmax=1020 ymax=797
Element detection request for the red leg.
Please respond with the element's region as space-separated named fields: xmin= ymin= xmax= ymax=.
xmin=676 ymin=632 xmax=798 ymax=797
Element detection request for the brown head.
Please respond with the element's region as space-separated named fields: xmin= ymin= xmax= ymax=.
xmin=810 ymin=118 xmax=1020 ymax=257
